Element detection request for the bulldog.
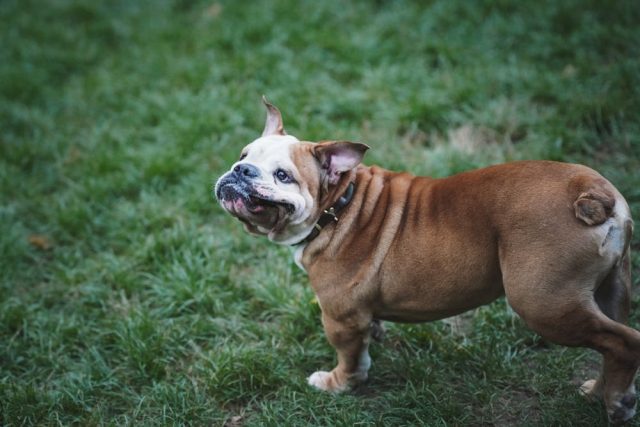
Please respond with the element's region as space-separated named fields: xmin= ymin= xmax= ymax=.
xmin=214 ymin=98 xmax=638 ymax=423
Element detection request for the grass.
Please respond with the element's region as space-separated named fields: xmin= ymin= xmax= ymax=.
xmin=1 ymin=0 xmax=639 ymax=425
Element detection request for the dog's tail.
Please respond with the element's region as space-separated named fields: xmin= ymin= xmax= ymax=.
xmin=569 ymin=172 xmax=633 ymax=261
xmin=569 ymin=174 xmax=617 ymax=226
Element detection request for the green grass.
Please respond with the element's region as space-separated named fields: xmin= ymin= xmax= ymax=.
xmin=1 ymin=0 xmax=640 ymax=425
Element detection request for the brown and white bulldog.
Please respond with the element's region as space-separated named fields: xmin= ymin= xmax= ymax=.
xmin=214 ymin=98 xmax=638 ymax=424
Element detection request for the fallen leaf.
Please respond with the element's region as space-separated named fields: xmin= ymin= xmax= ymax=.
xmin=28 ymin=234 xmax=53 ymax=250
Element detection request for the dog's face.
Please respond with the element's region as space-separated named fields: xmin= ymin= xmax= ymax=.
xmin=214 ymin=98 xmax=368 ymax=244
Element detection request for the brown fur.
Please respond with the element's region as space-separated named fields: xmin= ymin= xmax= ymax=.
xmin=295 ymin=157 xmax=637 ymax=423
xmin=218 ymin=100 xmax=637 ymax=422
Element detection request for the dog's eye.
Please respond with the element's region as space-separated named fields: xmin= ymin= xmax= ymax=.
xmin=239 ymin=152 xmax=247 ymax=161
xmin=275 ymin=169 xmax=292 ymax=183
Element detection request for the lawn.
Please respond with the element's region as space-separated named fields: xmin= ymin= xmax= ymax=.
xmin=1 ymin=0 xmax=639 ymax=425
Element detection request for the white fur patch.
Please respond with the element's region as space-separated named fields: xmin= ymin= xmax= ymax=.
xmin=243 ymin=135 xmax=299 ymax=165
xmin=227 ymin=134 xmax=318 ymax=244
xmin=598 ymin=197 xmax=631 ymax=260
xmin=307 ymin=348 xmax=371 ymax=392
xmin=293 ymin=244 xmax=307 ymax=271
xmin=357 ymin=349 xmax=372 ymax=375
xmin=307 ymin=371 xmax=336 ymax=391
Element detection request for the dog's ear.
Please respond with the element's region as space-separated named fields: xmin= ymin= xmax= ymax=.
xmin=261 ymin=95 xmax=287 ymax=136
xmin=313 ymin=141 xmax=369 ymax=185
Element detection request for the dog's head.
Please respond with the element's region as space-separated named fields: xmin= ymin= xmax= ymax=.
xmin=214 ymin=97 xmax=368 ymax=244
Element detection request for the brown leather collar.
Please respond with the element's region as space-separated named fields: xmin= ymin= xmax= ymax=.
xmin=293 ymin=182 xmax=355 ymax=246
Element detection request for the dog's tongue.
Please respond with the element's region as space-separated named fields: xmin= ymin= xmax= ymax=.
xmin=222 ymin=199 xmax=237 ymax=211
xmin=222 ymin=198 xmax=250 ymax=213
xmin=224 ymin=196 xmax=267 ymax=215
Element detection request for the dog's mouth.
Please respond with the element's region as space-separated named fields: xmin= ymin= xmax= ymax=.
xmin=215 ymin=180 xmax=294 ymax=229
xmin=248 ymin=195 xmax=294 ymax=214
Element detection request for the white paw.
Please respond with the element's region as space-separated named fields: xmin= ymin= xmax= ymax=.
xmin=609 ymin=405 xmax=636 ymax=424
xmin=307 ymin=371 xmax=333 ymax=391
xmin=579 ymin=379 xmax=599 ymax=399
xmin=608 ymin=393 xmax=637 ymax=424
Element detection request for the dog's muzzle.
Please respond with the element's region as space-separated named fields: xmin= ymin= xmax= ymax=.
xmin=214 ymin=169 xmax=295 ymax=226
xmin=215 ymin=162 xmax=260 ymax=202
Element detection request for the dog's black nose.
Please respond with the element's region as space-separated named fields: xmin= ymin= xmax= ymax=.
xmin=233 ymin=163 xmax=260 ymax=179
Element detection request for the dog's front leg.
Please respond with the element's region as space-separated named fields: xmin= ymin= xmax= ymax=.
xmin=308 ymin=313 xmax=372 ymax=392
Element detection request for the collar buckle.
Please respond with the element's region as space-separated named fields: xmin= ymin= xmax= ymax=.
xmin=293 ymin=182 xmax=355 ymax=246
xmin=323 ymin=207 xmax=338 ymax=222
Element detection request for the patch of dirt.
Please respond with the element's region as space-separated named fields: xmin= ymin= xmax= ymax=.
xmin=489 ymin=387 xmax=542 ymax=427
xmin=446 ymin=124 xmax=499 ymax=154
xmin=205 ymin=3 xmax=223 ymax=19
xmin=442 ymin=311 xmax=475 ymax=337
xmin=570 ymin=353 xmax=601 ymax=388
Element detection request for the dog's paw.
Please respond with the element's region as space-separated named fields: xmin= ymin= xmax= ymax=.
xmin=307 ymin=371 xmax=347 ymax=393
xmin=608 ymin=393 xmax=637 ymax=425
xmin=579 ymin=379 xmax=602 ymax=400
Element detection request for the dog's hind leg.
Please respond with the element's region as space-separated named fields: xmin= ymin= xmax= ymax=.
xmin=506 ymin=272 xmax=640 ymax=424
xmin=580 ymin=250 xmax=636 ymax=418
xmin=580 ymin=249 xmax=631 ymax=397
xmin=585 ymin=309 xmax=639 ymax=424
